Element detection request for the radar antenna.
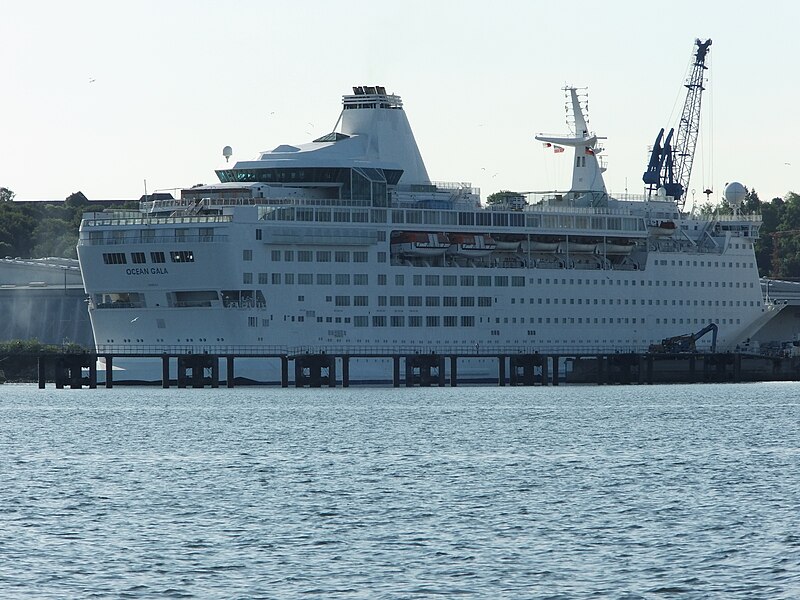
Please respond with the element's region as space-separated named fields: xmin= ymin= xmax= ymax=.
xmin=643 ymin=38 xmax=711 ymax=210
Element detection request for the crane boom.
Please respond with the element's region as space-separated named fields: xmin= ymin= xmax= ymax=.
xmin=643 ymin=38 xmax=711 ymax=209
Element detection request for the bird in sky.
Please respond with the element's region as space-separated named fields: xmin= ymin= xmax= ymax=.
xmin=89 ymin=78 xmax=96 ymax=83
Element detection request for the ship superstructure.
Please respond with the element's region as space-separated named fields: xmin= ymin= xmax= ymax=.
xmin=77 ymin=85 xmax=767 ymax=381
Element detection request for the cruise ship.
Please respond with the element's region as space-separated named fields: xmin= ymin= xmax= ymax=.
xmin=76 ymin=84 xmax=768 ymax=382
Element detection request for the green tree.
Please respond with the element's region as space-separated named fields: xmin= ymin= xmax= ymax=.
xmin=0 ymin=187 xmax=14 ymax=202
xmin=32 ymin=218 xmax=78 ymax=258
xmin=486 ymin=190 xmax=525 ymax=206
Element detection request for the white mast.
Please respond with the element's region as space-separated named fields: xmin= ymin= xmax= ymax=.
xmin=535 ymin=87 xmax=607 ymax=198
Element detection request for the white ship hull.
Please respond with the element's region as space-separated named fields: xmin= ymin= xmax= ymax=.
xmin=77 ymin=85 xmax=768 ymax=384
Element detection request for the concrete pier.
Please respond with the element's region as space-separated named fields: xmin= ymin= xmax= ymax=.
xmin=294 ymin=353 xmax=335 ymax=388
xmin=30 ymin=349 xmax=800 ymax=388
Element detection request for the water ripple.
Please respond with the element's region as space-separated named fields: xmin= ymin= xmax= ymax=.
xmin=0 ymin=383 xmax=799 ymax=598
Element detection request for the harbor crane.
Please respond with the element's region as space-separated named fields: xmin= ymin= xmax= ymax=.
xmin=643 ymin=38 xmax=712 ymax=210
xmin=649 ymin=323 xmax=718 ymax=354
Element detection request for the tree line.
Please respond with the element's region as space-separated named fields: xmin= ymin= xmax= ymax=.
xmin=1 ymin=185 xmax=799 ymax=278
xmin=0 ymin=188 xmax=133 ymax=259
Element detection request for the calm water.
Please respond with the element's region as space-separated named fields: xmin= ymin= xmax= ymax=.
xmin=1 ymin=383 xmax=799 ymax=599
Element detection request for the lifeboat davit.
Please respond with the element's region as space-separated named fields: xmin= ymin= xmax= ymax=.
xmin=597 ymin=240 xmax=636 ymax=255
xmin=447 ymin=233 xmax=497 ymax=258
xmin=391 ymin=231 xmax=450 ymax=256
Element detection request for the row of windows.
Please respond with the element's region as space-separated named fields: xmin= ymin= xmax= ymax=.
xmin=531 ymin=276 xmax=756 ymax=289
xmin=656 ymin=258 xmax=754 ymax=268
xmin=102 ymin=250 xmax=194 ymax=265
xmin=268 ymin=250 xmax=370 ymax=263
xmin=247 ymin=270 xmax=759 ymax=303
xmin=103 ymin=250 xmax=194 ymax=265
xmin=514 ymin=297 xmax=759 ymax=308
xmin=246 ymin=270 xmax=757 ymax=290
xmin=324 ymin=295 xmax=494 ymax=307
xmin=300 ymin=314 xmax=742 ymax=327
xmin=248 ymin=273 xmax=371 ymax=285
xmin=353 ymin=315 xmax=476 ymax=328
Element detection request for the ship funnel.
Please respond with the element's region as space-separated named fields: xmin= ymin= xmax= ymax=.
xmin=339 ymin=85 xmax=430 ymax=185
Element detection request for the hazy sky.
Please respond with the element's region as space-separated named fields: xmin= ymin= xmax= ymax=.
xmin=2 ymin=0 xmax=798 ymax=210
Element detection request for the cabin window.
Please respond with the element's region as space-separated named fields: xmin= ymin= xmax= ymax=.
xmin=103 ymin=252 xmax=126 ymax=265
xmin=170 ymin=250 xmax=194 ymax=263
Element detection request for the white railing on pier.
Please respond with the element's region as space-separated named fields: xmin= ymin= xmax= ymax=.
xmin=92 ymin=343 xmax=655 ymax=357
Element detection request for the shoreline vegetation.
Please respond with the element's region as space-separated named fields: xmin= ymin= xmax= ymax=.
xmin=0 ymin=340 xmax=90 ymax=383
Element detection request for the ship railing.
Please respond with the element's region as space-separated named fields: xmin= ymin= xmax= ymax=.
xmin=92 ymin=343 xmax=656 ymax=357
xmin=94 ymin=344 xmax=291 ymax=356
xmin=522 ymin=202 xmax=637 ymax=216
xmin=82 ymin=215 xmax=232 ymax=226
xmin=713 ymin=214 xmax=762 ymax=222
xmin=78 ymin=234 xmax=229 ymax=246
xmin=287 ymin=344 xmax=653 ymax=355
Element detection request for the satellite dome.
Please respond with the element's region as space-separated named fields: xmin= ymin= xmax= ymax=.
xmin=724 ymin=181 xmax=747 ymax=208
xmin=222 ymin=145 xmax=233 ymax=162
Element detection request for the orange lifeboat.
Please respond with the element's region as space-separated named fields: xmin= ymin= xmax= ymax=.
xmin=391 ymin=231 xmax=450 ymax=256
xmin=446 ymin=233 xmax=497 ymax=258
xmin=649 ymin=220 xmax=677 ymax=237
